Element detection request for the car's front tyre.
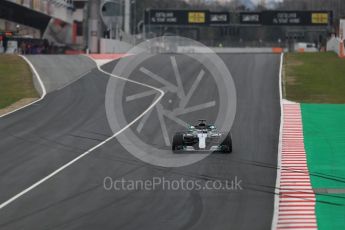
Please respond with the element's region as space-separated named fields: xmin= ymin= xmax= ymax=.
xmin=172 ymin=133 xmax=184 ymax=153
xmin=221 ymin=133 xmax=232 ymax=154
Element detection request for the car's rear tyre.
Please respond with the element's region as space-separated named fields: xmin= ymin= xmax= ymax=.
xmin=221 ymin=133 xmax=232 ymax=154
xmin=172 ymin=133 xmax=184 ymax=153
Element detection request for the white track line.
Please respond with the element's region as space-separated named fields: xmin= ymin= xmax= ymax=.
xmin=0 ymin=56 xmax=164 ymax=210
xmin=0 ymin=55 xmax=47 ymax=118
xmin=271 ymin=52 xmax=284 ymax=230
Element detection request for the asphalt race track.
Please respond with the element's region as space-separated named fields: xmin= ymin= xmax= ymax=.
xmin=0 ymin=53 xmax=281 ymax=230
xmin=26 ymin=55 xmax=96 ymax=93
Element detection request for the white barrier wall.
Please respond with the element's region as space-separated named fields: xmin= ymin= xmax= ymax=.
xmin=100 ymin=39 xmax=133 ymax=53
xmin=327 ymin=36 xmax=344 ymax=57
xmin=294 ymin=43 xmax=318 ymax=52
xmin=177 ymin=46 xmax=285 ymax=53
xmin=99 ymin=40 xmax=286 ymax=54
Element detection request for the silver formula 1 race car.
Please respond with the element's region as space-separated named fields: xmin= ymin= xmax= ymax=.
xmin=172 ymin=120 xmax=232 ymax=153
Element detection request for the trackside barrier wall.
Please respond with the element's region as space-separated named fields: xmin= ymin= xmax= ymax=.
xmin=177 ymin=46 xmax=285 ymax=53
xmin=98 ymin=39 xmax=286 ymax=54
xmin=327 ymin=37 xmax=345 ymax=58
xmin=100 ymin=39 xmax=133 ymax=54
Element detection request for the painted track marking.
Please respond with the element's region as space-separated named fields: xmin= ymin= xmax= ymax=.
xmin=272 ymin=53 xmax=284 ymax=230
xmin=275 ymin=103 xmax=317 ymax=230
xmin=271 ymin=53 xmax=317 ymax=230
xmin=0 ymin=55 xmax=164 ymax=210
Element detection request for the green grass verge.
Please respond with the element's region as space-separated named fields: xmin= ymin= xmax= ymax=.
xmin=284 ymin=52 xmax=345 ymax=103
xmin=0 ymin=55 xmax=38 ymax=109
xmin=301 ymin=104 xmax=345 ymax=229
xmin=315 ymin=194 xmax=345 ymax=230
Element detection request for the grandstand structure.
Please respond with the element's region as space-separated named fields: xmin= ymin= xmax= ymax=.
xmin=0 ymin=0 xmax=89 ymax=52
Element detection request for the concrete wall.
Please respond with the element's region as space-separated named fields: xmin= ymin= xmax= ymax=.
xmin=177 ymin=46 xmax=285 ymax=54
xmin=100 ymin=39 xmax=133 ymax=53
xmin=294 ymin=43 xmax=318 ymax=52
xmin=327 ymin=37 xmax=344 ymax=57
